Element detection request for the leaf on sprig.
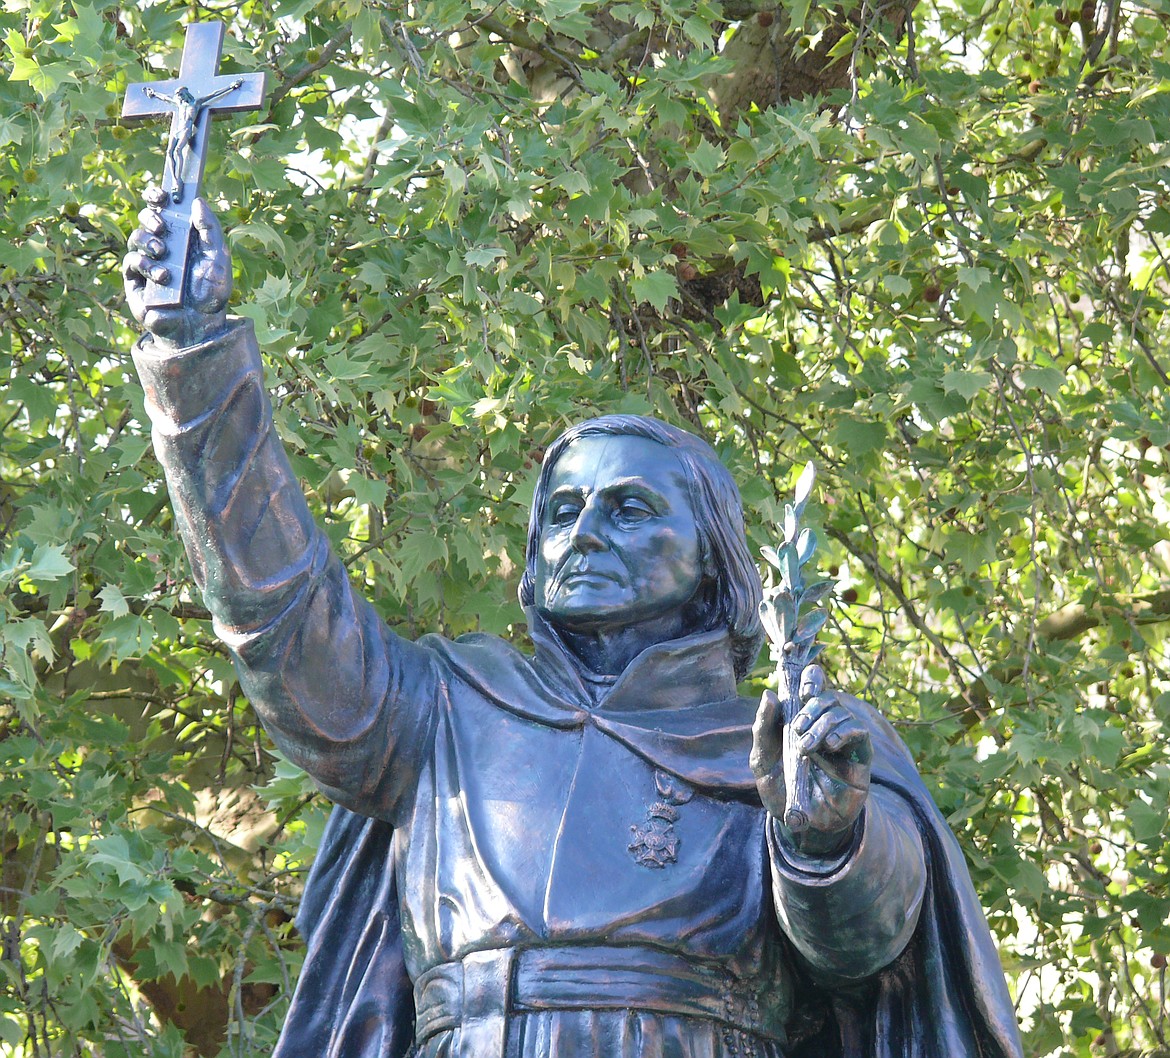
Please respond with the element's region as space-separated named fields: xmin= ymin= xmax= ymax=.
xmin=794 ymin=608 xmax=827 ymax=643
xmin=778 ymin=595 xmax=796 ymax=642
xmin=796 ymin=528 xmax=817 ymax=566
xmin=783 ymin=503 xmax=797 ymax=544
xmin=793 ymin=461 xmax=816 ymax=515
xmin=802 ymin=579 xmax=835 ymax=605
xmin=780 ymin=544 xmax=801 ymax=592
xmin=758 ymin=599 xmax=781 ymax=645
xmin=760 ymin=545 xmax=784 ymax=572
xmin=805 ymin=643 xmax=825 ymax=662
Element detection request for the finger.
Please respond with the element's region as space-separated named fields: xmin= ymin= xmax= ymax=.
xmin=799 ymin=664 xmax=825 ymax=702
xmin=144 ymin=185 xmax=168 ymax=208
xmin=790 ymin=691 xmax=840 ymax=735
xmin=795 ymin=706 xmax=851 ymax=758
xmin=191 ymin=198 xmax=224 ymax=254
xmin=123 ymin=251 xmax=171 ymax=287
xmin=123 ymin=251 xmax=147 ymax=288
xmin=819 ymin=717 xmax=870 ymax=758
xmin=128 ymin=229 xmax=167 ymax=258
xmin=750 ymin=689 xmax=784 ymax=771
xmin=137 ymin=207 xmax=166 ymax=236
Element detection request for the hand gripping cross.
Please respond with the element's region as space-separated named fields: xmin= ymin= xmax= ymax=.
xmin=122 ymin=22 xmax=264 ymax=309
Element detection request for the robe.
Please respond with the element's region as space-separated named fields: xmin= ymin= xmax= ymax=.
xmin=132 ymin=319 xmax=1024 ymax=1058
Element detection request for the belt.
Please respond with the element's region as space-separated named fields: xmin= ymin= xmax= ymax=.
xmin=413 ymin=945 xmax=785 ymax=1057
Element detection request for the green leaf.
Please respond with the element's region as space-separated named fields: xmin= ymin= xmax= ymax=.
xmin=630 ymin=271 xmax=678 ymax=312
xmin=464 ymin=246 xmax=508 ymax=268
xmin=788 ymin=0 xmax=812 ymax=33
xmin=24 ymin=544 xmax=75 ymax=585
xmin=941 ymin=368 xmax=993 ymax=401
xmin=957 ymin=266 xmax=991 ymax=291
xmin=831 ymin=418 xmax=888 ymax=457
xmin=882 ymin=273 xmax=912 ymax=297
xmin=97 ymin=584 xmax=129 ymax=618
xmin=688 ymin=138 xmax=725 ymax=179
xmin=1019 ymin=366 xmax=1064 ymax=395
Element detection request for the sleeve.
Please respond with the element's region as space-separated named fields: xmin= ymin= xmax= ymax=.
xmin=767 ymin=784 xmax=926 ymax=982
xmin=132 ymin=319 xmax=439 ymax=823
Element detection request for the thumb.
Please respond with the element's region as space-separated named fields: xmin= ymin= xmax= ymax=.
xmin=190 ymin=198 xmax=225 ymax=257
xmin=799 ymin=664 xmax=825 ymax=703
xmin=750 ymin=689 xmax=784 ymax=775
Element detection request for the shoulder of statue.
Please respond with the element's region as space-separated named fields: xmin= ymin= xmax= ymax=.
xmin=415 ymin=629 xmax=530 ymax=680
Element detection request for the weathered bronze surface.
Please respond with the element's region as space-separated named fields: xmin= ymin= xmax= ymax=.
xmin=121 ymin=97 xmax=1025 ymax=1055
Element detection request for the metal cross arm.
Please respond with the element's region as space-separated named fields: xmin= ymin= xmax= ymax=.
xmin=122 ymin=21 xmax=264 ymax=309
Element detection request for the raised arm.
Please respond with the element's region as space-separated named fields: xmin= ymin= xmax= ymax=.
xmin=123 ymin=192 xmax=438 ymax=822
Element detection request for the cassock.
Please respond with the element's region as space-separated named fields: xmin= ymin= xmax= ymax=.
xmin=132 ymin=319 xmax=1025 ymax=1058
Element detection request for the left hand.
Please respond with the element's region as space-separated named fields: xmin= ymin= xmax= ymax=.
xmin=124 ymin=192 xmax=232 ymax=351
xmin=750 ymin=665 xmax=873 ymax=859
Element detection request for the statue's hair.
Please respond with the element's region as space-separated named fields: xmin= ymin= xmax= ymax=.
xmin=518 ymin=414 xmax=765 ymax=682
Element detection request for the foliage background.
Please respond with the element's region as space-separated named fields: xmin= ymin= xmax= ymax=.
xmin=2 ymin=0 xmax=1169 ymax=1054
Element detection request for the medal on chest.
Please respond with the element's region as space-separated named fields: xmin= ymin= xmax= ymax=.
xmin=628 ymin=770 xmax=693 ymax=868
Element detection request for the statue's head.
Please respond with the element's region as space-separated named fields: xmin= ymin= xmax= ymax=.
xmin=519 ymin=415 xmax=764 ymax=681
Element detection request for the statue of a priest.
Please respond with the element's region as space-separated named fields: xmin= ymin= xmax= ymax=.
xmin=123 ymin=193 xmax=1024 ymax=1058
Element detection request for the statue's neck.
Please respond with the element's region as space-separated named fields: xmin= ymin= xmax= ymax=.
xmin=549 ymin=611 xmax=691 ymax=678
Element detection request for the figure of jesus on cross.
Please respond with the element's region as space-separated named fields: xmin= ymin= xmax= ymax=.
xmin=122 ymin=22 xmax=264 ymax=309
xmin=142 ymin=79 xmax=245 ymax=205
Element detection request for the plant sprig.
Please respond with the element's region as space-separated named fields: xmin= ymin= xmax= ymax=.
xmin=759 ymin=461 xmax=833 ymax=673
xmin=757 ymin=460 xmax=835 ymax=833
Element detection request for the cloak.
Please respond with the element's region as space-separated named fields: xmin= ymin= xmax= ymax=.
xmin=273 ymin=631 xmax=1023 ymax=1058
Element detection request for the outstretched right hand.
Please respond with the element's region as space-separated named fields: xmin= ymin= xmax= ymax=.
xmin=123 ymin=188 xmax=232 ymax=351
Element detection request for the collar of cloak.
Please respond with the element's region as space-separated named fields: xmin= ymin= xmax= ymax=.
xmin=421 ymin=607 xmax=762 ymax=796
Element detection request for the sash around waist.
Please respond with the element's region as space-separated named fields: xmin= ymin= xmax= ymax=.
xmin=413 ymin=944 xmax=787 ymax=1052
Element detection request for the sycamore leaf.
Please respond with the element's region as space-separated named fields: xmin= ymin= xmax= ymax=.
xmin=97 ymin=585 xmax=129 ymax=618
xmin=789 ymin=0 xmax=813 ymax=33
xmin=1020 ymin=365 xmax=1065 ymax=395
xmin=941 ymin=368 xmax=993 ymax=401
xmin=630 ymin=271 xmax=678 ymax=313
xmin=957 ymin=265 xmax=991 ymax=290
xmin=25 ymin=544 xmax=74 ymax=585
xmin=464 ymin=246 xmax=508 ymax=268
xmin=688 ymin=138 xmax=725 ymax=179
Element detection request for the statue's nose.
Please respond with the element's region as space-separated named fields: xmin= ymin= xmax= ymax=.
xmin=569 ymin=504 xmax=607 ymax=553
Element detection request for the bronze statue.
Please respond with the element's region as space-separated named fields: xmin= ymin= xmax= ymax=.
xmin=122 ymin=164 xmax=1025 ymax=1058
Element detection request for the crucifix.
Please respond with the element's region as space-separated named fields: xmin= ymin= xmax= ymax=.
xmin=122 ymin=22 xmax=265 ymax=309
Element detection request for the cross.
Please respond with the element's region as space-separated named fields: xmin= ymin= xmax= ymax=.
xmin=122 ymin=22 xmax=265 ymax=310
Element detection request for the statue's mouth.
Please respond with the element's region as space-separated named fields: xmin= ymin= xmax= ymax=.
xmin=562 ymin=567 xmax=622 ymax=584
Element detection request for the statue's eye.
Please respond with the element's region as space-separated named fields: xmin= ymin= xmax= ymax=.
xmin=550 ymin=503 xmax=582 ymax=526
xmin=615 ymin=499 xmax=654 ymax=522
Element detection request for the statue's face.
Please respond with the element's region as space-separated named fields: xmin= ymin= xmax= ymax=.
xmin=534 ymin=435 xmax=704 ymax=634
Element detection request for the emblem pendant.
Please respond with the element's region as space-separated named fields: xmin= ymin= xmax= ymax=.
xmin=628 ymin=771 xmax=693 ymax=869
